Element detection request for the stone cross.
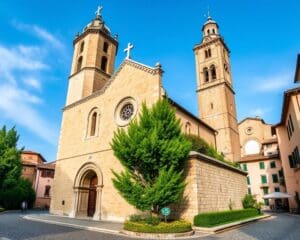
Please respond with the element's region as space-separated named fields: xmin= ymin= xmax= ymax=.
xmin=95 ymin=6 xmax=103 ymax=17
xmin=124 ymin=43 xmax=134 ymax=59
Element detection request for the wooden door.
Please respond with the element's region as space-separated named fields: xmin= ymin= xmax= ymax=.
xmin=87 ymin=175 xmax=98 ymax=217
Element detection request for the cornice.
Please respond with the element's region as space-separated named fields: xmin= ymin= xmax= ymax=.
xmin=197 ymin=81 xmax=235 ymax=95
xmin=194 ymin=37 xmax=230 ymax=54
xmin=69 ymin=67 xmax=111 ymax=79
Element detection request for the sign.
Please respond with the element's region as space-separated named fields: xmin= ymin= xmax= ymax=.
xmin=160 ymin=207 xmax=171 ymax=216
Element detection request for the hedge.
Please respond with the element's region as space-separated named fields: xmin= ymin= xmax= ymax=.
xmin=194 ymin=209 xmax=261 ymax=227
xmin=124 ymin=220 xmax=192 ymax=233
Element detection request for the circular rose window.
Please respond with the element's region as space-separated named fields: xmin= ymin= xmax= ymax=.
xmin=120 ymin=104 xmax=134 ymax=121
xmin=114 ymin=97 xmax=137 ymax=126
xmin=245 ymin=127 xmax=253 ymax=135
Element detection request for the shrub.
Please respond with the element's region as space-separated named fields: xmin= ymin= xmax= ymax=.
xmin=242 ymin=194 xmax=256 ymax=209
xmin=0 ymin=178 xmax=35 ymax=209
xmin=194 ymin=209 xmax=261 ymax=227
xmin=129 ymin=214 xmax=161 ymax=226
xmin=0 ymin=207 xmax=5 ymax=212
xmin=124 ymin=219 xmax=192 ymax=233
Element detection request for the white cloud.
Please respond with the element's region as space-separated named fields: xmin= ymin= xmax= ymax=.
xmin=24 ymin=77 xmax=42 ymax=91
xmin=0 ymin=84 xmax=56 ymax=145
xmin=255 ymin=72 xmax=293 ymax=92
xmin=0 ymin=21 xmax=63 ymax=145
xmin=13 ymin=21 xmax=64 ymax=50
xmin=0 ymin=45 xmax=47 ymax=73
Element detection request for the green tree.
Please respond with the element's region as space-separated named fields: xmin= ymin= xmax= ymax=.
xmin=0 ymin=126 xmax=35 ymax=209
xmin=111 ymin=99 xmax=191 ymax=213
xmin=0 ymin=126 xmax=22 ymax=189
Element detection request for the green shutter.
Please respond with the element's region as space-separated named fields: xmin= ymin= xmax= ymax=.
xmin=243 ymin=164 xmax=248 ymax=171
xmin=270 ymin=161 xmax=276 ymax=168
xmin=259 ymin=162 xmax=265 ymax=169
xmin=247 ymin=176 xmax=250 ymax=185
xmin=272 ymin=174 xmax=279 ymax=183
xmin=263 ymin=187 xmax=269 ymax=194
xmin=261 ymin=175 xmax=267 ymax=184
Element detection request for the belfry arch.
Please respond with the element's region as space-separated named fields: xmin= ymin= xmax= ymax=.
xmin=71 ymin=162 xmax=103 ymax=220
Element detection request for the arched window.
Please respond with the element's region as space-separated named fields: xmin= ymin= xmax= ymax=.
xmin=207 ymin=29 xmax=210 ymax=35
xmin=210 ymin=65 xmax=217 ymax=80
xmin=101 ymin=56 xmax=108 ymax=72
xmin=87 ymin=108 xmax=100 ymax=138
xmin=208 ymin=48 xmax=211 ymax=57
xmin=80 ymin=41 xmax=84 ymax=53
xmin=77 ymin=56 xmax=83 ymax=72
xmin=212 ymin=29 xmax=215 ymax=34
xmin=203 ymin=67 xmax=209 ymax=83
xmin=185 ymin=122 xmax=191 ymax=135
xmin=90 ymin=112 xmax=97 ymax=136
xmin=103 ymin=42 xmax=109 ymax=53
xmin=205 ymin=50 xmax=208 ymax=58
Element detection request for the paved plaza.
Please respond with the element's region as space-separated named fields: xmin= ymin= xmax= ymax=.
xmin=1 ymin=211 xmax=300 ymax=239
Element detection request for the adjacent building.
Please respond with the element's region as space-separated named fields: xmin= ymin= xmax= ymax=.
xmin=238 ymin=118 xmax=285 ymax=208
xmin=273 ymin=54 xmax=300 ymax=210
xmin=21 ymin=151 xmax=55 ymax=208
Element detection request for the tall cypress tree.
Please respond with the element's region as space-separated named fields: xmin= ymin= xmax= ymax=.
xmin=111 ymin=99 xmax=191 ymax=213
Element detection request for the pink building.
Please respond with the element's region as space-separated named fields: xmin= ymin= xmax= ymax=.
xmin=273 ymin=55 xmax=300 ymax=211
xmin=21 ymin=151 xmax=55 ymax=208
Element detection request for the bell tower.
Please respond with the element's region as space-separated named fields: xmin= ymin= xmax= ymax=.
xmin=194 ymin=15 xmax=240 ymax=162
xmin=66 ymin=7 xmax=118 ymax=105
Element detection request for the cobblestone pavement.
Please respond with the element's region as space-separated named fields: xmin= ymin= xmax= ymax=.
xmin=1 ymin=211 xmax=300 ymax=239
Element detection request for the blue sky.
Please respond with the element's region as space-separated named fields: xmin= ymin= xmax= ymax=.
xmin=0 ymin=0 xmax=299 ymax=161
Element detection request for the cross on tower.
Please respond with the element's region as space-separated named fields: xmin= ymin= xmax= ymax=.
xmin=124 ymin=43 xmax=134 ymax=59
xmin=95 ymin=6 xmax=103 ymax=17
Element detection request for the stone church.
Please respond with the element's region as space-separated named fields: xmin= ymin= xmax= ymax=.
xmin=50 ymin=8 xmax=246 ymax=221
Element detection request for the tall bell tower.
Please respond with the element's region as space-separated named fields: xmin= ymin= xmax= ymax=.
xmin=194 ymin=15 xmax=240 ymax=162
xmin=66 ymin=7 xmax=118 ymax=105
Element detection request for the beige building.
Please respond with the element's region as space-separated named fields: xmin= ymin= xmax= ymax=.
xmin=21 ymin=151 xmax=56 ymax=208
xmin=238 ymin=118 xmax=285 ymax=207
xmin=273 ymin=54 xmax=300 ymax=210
xmin=50 ymin=10 xmax=246 ymax=221
xmin=195 ymin=16 xmax=240 ymax=162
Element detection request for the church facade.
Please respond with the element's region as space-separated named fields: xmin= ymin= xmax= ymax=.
xmin=50 ymin=8 xmax=246 ymax=221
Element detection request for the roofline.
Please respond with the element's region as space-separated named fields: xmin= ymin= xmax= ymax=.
xmin=238 ymin=117 xmax=266 ymax=125
xmin=22 ymin=150 xmax=47 ymax=162
xmin=168 ymin=97 xmax=217 ymax=133
xmin=273 ymin=86 xmax=300 ymax=127
xmin=294 ymin=54 xmax=300 ymax=83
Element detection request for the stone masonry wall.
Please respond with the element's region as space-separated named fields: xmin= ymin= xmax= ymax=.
xmin=176 ymin=152 xmax=247 ymax=222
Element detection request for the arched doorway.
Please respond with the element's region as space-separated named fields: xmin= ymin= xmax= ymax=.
xmin=72 ymin=162 xmax=103 ymax=220
xmin=83 ymin=171 xmax=98 ymax=217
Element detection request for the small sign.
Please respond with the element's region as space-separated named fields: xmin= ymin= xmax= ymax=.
xmin=161 ymin=207 xmax=171 ymax=216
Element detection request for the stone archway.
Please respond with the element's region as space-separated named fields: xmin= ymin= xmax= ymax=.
xmin=71 ymin=162 xmax=103 ymax=220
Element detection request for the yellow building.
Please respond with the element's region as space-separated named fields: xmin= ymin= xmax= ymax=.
xmin=273 ymin=54 xmax=300 ymax=211
xmin=50 ymin=9 xmax=246 ymax=221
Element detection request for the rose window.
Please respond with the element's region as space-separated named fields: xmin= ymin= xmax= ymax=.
xmin=120 ymin=104 xmax=134 ymax=121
